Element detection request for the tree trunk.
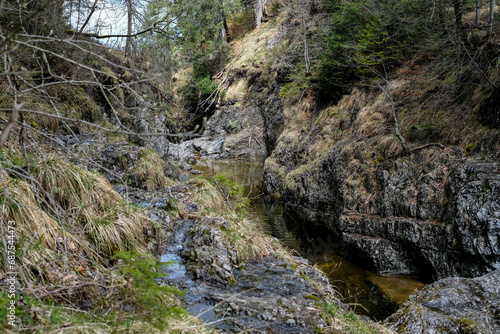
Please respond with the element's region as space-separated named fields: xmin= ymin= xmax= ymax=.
xmin=218 ymin=0 xmax=230 ymax=42
xmin=436 ymin=0 xmax=445 ymax=29
xmin=125 ymin=0 xmax=133 ymax=57
xmin=487 ymin=0 xmax=496 ymax=37
xmin=222 ymin=16 xmax=230 ymax=42
xmin=302 ymin=14 xmax=310 ymax=74
xmin=476 ymin=0 xmax=481 ymax=26
xmin=256 ymin=0 xmax=263 ymax=29
xmin=454 ymin=0 xmax=463 ymax=32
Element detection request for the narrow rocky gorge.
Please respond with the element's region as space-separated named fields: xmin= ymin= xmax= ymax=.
xmin=3 ymin=1 xmax=500 ymax=332
xmin=148 ymin=20 xmax=500 ymax=330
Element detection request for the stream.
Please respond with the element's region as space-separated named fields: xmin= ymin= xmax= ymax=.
xmin=189 ymin=159 xmax=425 ymax=321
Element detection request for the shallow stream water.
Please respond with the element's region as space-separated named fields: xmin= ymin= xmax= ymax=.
xmin=190 ymin=159 xmax=425 ymax=321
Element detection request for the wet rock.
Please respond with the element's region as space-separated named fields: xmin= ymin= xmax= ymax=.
xmin=181 ymin=217 xmax=236 ymax=284
xmin=166 ymin=141 xmax=197 ymax=163
xmin=223 ymin=127 xmax=267 ymax=161
xmin=192 ymin=136 xmax=225 ymax=157
xmin=389 ymin=269 xmax=500 ymax=334
xmin=175 ymin=217 xmax=340 ymax=333
xmin=258 ymin=84 xmax=285 ymax=155
xmin=265 ymin=148 xmax=500 ymax=280
xmin=201 ymin=103 xmax=268 ymax=161
xmin=180 ymin=161 xmax=193 ymax=171
xmin=185 ymin=256 xmax=334 ymax=333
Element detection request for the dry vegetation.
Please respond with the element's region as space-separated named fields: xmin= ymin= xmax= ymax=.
xmin=0 ymin=152 xmax=156 ymax=279
xmin=186 ymin=176 xmax=287 ymax=262
xmin=132 ymin=148 xmax=176 ymax=191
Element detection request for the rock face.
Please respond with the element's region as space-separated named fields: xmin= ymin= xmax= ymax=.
xmin=389 ymin=269 xmax=500 ymax=333
xmin=262 ymin=87 xmax=500 ymax=280
xmin=266 ymin=148 xmax=500 ymax=280
xmin=165 ymin=103 xmax=267 ymax=165
xmin=258 ymin=84 xmax=285 ymax=155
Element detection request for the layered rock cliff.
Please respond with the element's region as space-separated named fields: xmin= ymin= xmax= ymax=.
xmin=260 ymin=84 xmax=500 ymax=280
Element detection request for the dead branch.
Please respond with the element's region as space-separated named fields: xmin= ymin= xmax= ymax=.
xmin=376 ymin=81 xmax=411 ymax=156
xmin=78 ymin=0 xmax=99 ymax=33
xmin=0 ymin=107 xmax=200 ymax=138
xmin=0 ymin=103 xmax=22 ymax=149
xmin=410 ymin=143 xmax=445 ymax=152
xmin=38 ymin=282 xmax=126 ymax=298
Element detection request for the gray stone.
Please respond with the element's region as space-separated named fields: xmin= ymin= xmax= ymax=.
xmin=389 ymin=269 xmax=500 ymax=334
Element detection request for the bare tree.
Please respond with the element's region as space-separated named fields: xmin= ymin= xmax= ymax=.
xmin=78 ymin=0 xmax=99 ymax=33
xmin=256 ymin=0 xmax=263 ymax=28
xmin=487 ymin=0 xmax=496 ymax=37
xmin=476 ymin=0 xmax=481 ymax=26
xmin=125 ymin=0 xmax=133 ymax=56
xmin=454 ymin=0 xmax=463 ymax=32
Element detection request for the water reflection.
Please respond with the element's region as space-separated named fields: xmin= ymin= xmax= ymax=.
xmin=190 ymin=159 xmax=424 ymax=320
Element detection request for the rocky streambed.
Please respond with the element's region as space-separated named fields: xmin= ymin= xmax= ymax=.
xmin=128 ymin=186 xmax=342 ymax=333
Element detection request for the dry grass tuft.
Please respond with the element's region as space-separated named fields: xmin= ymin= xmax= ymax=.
xmin=0 ymin=170 xmax=89 ymax=283
xmin=0 ymin=153 xmax=156 ymax=286
xmin=134 ymin=148 xmax=175 ymax=191
xmin=189 ymin=178 xmax=227 ymax=213
xmin=224 ymin=216 xmax=289 ymax=263
xmin=32 ymin=154 xmax=152 ymax=257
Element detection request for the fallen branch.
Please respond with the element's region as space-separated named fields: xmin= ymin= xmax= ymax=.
xmin=410 ymin=143 xmax=445 ymax=152
xmin=67 ymin=27 xmax=155 ymax=40
xmin=0 ymin=103 xmax=22 ymax=149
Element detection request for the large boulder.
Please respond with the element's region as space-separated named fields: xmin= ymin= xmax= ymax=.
xmin=389 ymin=269 xmax=500 ymax=333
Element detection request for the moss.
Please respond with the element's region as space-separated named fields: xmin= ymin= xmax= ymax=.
xmin=374 ymin=155 xmax=384 ymax=168
xmin=303 ymin=295 xmax=321 ymax=302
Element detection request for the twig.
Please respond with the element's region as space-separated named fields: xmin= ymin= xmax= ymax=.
xmin=38 ymin=282 xmax=125 ymax=298
xmin=113 ymin=302 xmax=124 ymax=334
xmin=460 ymin=40 xmax=498 ymax=89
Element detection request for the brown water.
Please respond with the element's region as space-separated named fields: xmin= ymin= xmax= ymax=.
xmin=190 ymin=159 xmax=425 ymax=320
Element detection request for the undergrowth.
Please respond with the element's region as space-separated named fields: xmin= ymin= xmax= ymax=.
xmin=0 ymin=251 xmax=209 ymax=333
xmin=0 ymin=148 xmax=207 ymax=333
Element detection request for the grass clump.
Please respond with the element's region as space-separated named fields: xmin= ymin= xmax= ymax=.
xmin=30 ymin=154 xmax=152 ymax=258
xmin=189 ymin=177 xmax=227 ymax=213
xmin=132 ymin=148 xmax=175 ymax=191
xmin=0 ymin=170 xmax=89 ymax=284
xmin=208 ymin=174 xmax=250 ymax=211
xmin=186 ymin=174 xmax=284 ymax=261
xmin=0 ymin=152 xmax=157 ymax=287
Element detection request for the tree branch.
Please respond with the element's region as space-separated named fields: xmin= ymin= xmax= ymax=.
xmin=0 ymin=107 xmax=200 ymax=138
xmin=67 ymin=27 xmax=153 ymax=40
xmin=0 ymin=103 xmax=22 ymax=149
xmin=78 ymin=0 xmax=100 ymax=34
